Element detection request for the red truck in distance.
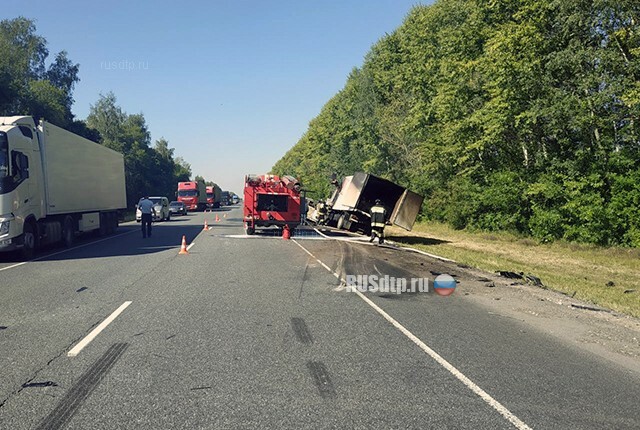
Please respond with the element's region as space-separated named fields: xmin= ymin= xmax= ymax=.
xmin=177 ymin=180 xmax=207 ymax=211
xmin=206 ymin=184 xmax=222 ymax=209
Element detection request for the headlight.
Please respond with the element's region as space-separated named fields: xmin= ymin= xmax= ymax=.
xmin=0 ymin=220 xmax=9 ymax=235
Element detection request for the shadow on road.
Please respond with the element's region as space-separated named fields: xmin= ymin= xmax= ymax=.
xmin=0 ymin=223 xmax=207 ymax=263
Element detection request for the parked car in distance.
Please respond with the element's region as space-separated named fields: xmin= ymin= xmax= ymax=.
xmin=169 ymin=201 xmax=187 ymax=216
xmin=136 ymin=196 xmax=171 ymax=222
xmin=221 ymin=191 xmax=231 ymax=206
xmin=231 ymin=194 xmax=239 ymax=204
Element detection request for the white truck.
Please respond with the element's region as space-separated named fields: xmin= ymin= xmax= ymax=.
xmin=0 ymin=116 xmax=126 ymax=258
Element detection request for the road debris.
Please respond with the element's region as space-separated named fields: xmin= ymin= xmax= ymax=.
xmin=497 ymin=271 xmax=522 ymax=279
xmin=523 ymin=274 xmax=544 ymax=287
xmin=497 ymin=270 xmax=545 ymax=288
xmin=22 ymin=381 xmax=58 ymax=388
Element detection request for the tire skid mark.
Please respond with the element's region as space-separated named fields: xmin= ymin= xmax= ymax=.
xmin=291 ymin=317 xmax=313 ymax=345
xmin=306 ymin=361 xmax=336 ymax=398
xmin=36 ymin=343 xmax=129 ymax=430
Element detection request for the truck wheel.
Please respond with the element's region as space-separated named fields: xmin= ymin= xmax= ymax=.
xmin=62 ymin=216 xmax=74 ymax=247
xmin=96 ymin=213 xmax=109 ymax=237
xmin=246 ymin=227 xmax=255 ymax=235
xmin=337 ymin=214 xmax=346 ymax=230
xmin=21 ymin=222 xmax=37 ymax=259
xmin=109 ymin=212 xmax=118 ymax=234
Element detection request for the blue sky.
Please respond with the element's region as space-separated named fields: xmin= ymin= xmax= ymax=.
xmin=3 ymin=0 xmax=426 ymax=193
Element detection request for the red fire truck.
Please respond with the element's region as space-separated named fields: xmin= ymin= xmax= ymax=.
xmin=243 ymin=174 xmax=302 ymax=235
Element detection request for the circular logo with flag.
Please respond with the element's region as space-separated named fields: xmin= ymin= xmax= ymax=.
xmin=434 ymin=274 xmax=456 ymax=296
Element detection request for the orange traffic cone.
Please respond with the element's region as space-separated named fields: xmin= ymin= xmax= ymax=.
xmin=203 ymin=219 xmax=209 ymax=231
xmin=282 ymin=225 xmax=291 ymax=240
xmin=215 ymin=214 xmax=220 ymax=222
xmin=179 ymin=235 xmax=189 ymax=254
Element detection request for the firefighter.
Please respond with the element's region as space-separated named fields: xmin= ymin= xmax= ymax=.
xmin=316 ymin=201 xmax=327 ymax=225
xmin=369 ymin=199 xmax=387 ymax=244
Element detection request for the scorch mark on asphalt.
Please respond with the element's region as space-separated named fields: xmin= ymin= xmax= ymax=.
xmin=291 ymin=238 xmax=532 ymax=430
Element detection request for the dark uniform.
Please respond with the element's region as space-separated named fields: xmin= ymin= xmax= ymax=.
xmin=369 ymin=200 xmax=387 ymax=244
xmin=138 ymin=197 xmax=156 ymax=238
xmin=317 ymin=202 xmax=327 ymax=225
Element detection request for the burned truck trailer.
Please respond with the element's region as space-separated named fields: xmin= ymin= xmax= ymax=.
xmin=326 ymin=172 xmax=423 ymax=234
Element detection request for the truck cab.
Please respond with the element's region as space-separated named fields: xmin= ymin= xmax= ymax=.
xmin=177 ymin=180 xmax=206 ymax=211
xmin=0 ymin=117 xmax=45 ymax=254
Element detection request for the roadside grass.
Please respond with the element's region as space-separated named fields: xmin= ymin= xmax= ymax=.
xmin=387 ymin=221 xmax=640 ymax=318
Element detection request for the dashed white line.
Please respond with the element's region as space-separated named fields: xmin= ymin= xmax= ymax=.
xmin=291 ymin=239 xmax=531 ymax=430
xmin=0 ymin=261 xmax=27 ymax=273
xmin=186 ymin=242 xmax=195 ymax=251
xmin=68 ymin=301 xmax=132 ymax=357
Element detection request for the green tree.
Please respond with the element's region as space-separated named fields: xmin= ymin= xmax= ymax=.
xmin=274 ymin=0 xmax=640 ymax=246
xmin=0 ymin=17 xmax=79 ymax=127
xmin=174 ymin=157 xmax=192 ymax=182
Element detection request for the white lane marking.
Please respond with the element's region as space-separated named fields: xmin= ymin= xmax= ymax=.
xmin=314 ymin=226 xmax=456 ymax=262
xmin=294 ymin=240 xmax=341 ymax=279
xmin=291 ymin=239 xmax=531 ymax=430
xmin=395 ymin=244 xmax=456 ymax=263
xmin=220 ymin=234 xmax=327 ymax=240
xmin=186 ymin=242 xmax=195 ymax=251
xmin=68 ymin=301 xmax=132 ymax=357
xmin=0 ymin=229 xmax=138 ymax=273
xmin=0 ymin=261 xmax=27 ymax=273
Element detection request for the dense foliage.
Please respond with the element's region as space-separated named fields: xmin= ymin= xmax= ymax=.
xmin=86 ymin=93 xmax=191 ymax=207
xmin=0 ymin=18 xmax=192 ymax=208
xmin=273 ymin=0 xmax=640 ymax=246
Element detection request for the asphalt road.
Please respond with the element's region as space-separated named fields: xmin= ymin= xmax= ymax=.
xmin=0 ymin=207 xmax=639 ymax=429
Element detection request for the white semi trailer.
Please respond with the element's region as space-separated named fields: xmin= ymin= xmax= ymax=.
xmin=0 ymin=116 xmax=126 ymax=258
